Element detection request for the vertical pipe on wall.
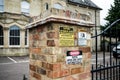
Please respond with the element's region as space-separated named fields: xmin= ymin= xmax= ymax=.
xmin=94 ymin=10 xmax=98 ymax=80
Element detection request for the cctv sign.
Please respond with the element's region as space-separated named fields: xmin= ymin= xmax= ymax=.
xmin=78 ymin=32 xmax=87 ymax=46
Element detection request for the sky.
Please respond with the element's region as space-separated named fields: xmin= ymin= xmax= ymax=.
xmin=91 ymin=0 xmax=114 ymax=25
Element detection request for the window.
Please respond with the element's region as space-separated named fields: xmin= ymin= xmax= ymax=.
xmin=25 ymin=29 xmax=28 ymax=45
xmin=82 ymin=0 xmax=85 ymax=2
xmin=21 ymin=1 xmax=30 ymax=14
xmin=0 ymin=26 xmax=3 ymax=45
xmin=53 ymin=3 xmax=63 ymax=9
xmin=9 ymin=25 xmax=20 ymax=46
xmin=0 ymin=0 xmax=4 ymax=12
xmin=45 ymin=3 xmax=49 ymax=10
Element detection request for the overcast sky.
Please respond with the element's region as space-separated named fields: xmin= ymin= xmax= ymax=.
xmin=91 ymin=0 xmax=114 ymax=25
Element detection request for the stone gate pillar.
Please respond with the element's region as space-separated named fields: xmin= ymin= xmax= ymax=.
xmin=28 ymin=19 xmax=92 ymax=80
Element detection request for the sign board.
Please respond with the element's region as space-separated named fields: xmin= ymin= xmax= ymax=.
xmin=66 ymin=51 xmax=82 ymax=64
xmin=78 ymin=32 xmax=87 ymax=46
xmin=86 ymin=33 xmax=91 ymax=39
xmin=59 ymin=26 xmax=74 ymax=46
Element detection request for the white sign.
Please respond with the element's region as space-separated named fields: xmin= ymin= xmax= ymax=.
xmin=78 ymin=32 xmax=87 ymax=39
xmin=66 ymin=51 xmax=82 ymax=64
xmin=78 ymin=32 xmax=87 ymax=46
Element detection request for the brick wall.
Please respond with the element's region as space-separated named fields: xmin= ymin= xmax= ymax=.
xmin=29 ymin=23 xmax=91 ymax=80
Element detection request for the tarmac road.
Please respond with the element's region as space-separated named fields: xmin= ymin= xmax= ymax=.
xmin=0 ymin=56 xmax=29 ymax=80
xmin=91 ymin=52 xmax=120 ymax=66
xmin=0 ymin=52 xmax=119 ymax=80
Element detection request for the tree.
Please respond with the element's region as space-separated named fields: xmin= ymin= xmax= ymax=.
xmin=104 ymin=0 xmax=120 ymax=41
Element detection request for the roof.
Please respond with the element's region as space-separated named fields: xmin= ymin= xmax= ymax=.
xmin=68 ymin=0 xmax=102 ymax=10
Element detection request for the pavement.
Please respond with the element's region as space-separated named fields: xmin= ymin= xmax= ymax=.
xmin=0 ymin=52 xmax=119 ymax=80
xmin=91 ymin=51 xmax=120 ymax=68
xmin=0 ymin=56 xmax=29 ymax=64
xmin=0 ymin=56 xmax=29 ymax=80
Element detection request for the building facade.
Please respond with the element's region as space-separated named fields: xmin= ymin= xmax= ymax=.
xmin=0 ymin=0 xmax=30 ymax=56
xmin=0 ymin=0 xmax=101 ymax=56
xmin=27 ymin=0 xmax=102 ymax=80
xmin=29 ymin=0 xmax=102 ymax=51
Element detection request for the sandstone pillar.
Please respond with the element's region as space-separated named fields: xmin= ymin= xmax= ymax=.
xmin=29 ymin=22 xmax=92 ymax=80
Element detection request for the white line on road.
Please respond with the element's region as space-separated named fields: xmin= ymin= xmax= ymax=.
xmin=0 ymin=62 xmax=14 ymax=65
xmin=0 ymin=60 xmax=29 ymax=65
xmin=7 ymin=57 xmax=17 ymax=63
xmin=18 ymin=60 xmax=29 ymax=63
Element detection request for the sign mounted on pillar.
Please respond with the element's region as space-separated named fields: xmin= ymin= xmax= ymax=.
xmin=78 ymin=32 xmax=87 ymax=46
xmin=59 ymin=26 xmax=74 ymax=46
xmin=66 ymin=51 xmax=82 ymax=64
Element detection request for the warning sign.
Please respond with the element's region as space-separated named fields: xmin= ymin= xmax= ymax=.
xmin=59 ymin=26 xmax=74 ymax=46
xmin=66 ymin=51 xmax=82 ymax=64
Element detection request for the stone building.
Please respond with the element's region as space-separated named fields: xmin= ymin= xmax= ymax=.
xmin=0 ymin=0 xmax=101 ymax=56
xmin=29 ymin=0 xmax=102 ymax=51
xmin=0 ymin=0 xmax=30 ymax=56
xmin=27 ymin=0 xmax=102 ymax=80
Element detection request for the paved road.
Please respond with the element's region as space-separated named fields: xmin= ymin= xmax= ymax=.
xmin=0 ymin=52 xmax=119 ymax=80
xmin=91 ymin=52 xmax=120 ymax=66
xmin=0 ymin=56 xmax=29 ymax=80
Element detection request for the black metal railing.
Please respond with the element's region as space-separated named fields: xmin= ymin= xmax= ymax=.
xmin=91 ymin=62 xmax=120 ymax=80
xmin=91 ymin=19 xmax=120 ymax=80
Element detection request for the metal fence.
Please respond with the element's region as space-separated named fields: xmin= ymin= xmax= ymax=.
xmin=91 ymin=19 xmax=120 ymax=80
xmin=91 ymin=62 xmax=120 ymax=80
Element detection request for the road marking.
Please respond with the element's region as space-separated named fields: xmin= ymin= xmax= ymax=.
xmin=0 ymin=60 xmax=29 ymax=65
xmin=18 ymin=60 xmax=29 ymax=63
xmin=7 ymin=57 xmax=17 ymax=63
xmin=0 ymin=62 xmax=15 ymax=65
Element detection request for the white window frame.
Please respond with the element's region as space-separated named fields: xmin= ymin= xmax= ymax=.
xmin=0 ymin=0 xmax=4 ymax=12
xmin=9 ymin=25 xmax=21 ymax=47
xmin=25 ymin=29 xmax=29 ymax=47
xmin=53 ymin=3 xmax=63 ymax=9
xmin=21 ymin=1 xmax=30 ymax=15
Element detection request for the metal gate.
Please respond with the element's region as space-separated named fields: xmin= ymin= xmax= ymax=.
xmin=91 ymin=19 xmax=120 ymax=80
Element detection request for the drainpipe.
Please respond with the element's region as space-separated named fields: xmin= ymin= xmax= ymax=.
xmin=94 ymin=10 xmax=98 ymax=80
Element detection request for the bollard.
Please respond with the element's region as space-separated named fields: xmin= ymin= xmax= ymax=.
xmin=23 ymin=74 xmax=27 ymax=80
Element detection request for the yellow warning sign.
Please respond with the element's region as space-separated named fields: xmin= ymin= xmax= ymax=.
xmin=59 ymin=26 xmax=74 ymax=46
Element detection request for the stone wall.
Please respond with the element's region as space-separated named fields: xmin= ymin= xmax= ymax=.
xmin=0 ymin=48 xmax=28 ymax=56
xmin=4 ymin=0 xmax=21 ymax=14
xmin=29 ymin=22 xmax=92 ymax=80
xmin=29 ymin=0 xmax=101 ymax=51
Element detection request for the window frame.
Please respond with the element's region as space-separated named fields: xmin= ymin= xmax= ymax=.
xmin=45 ymin=3 xmax=49 ymax=10
xmin=21 ymin=1 xmax=30 ymax=15
xmin=53 ymin=3 xmax=63 ymax=9
xmin=0 ymin=0 xmax=4 ymax=12
xmin=25 ymin=29 xmax=29 ymax=47
xmin=0 ymin=25 xmax=4 ymax=47
xmin=9 ymin=25 xmax=20 ymax=47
